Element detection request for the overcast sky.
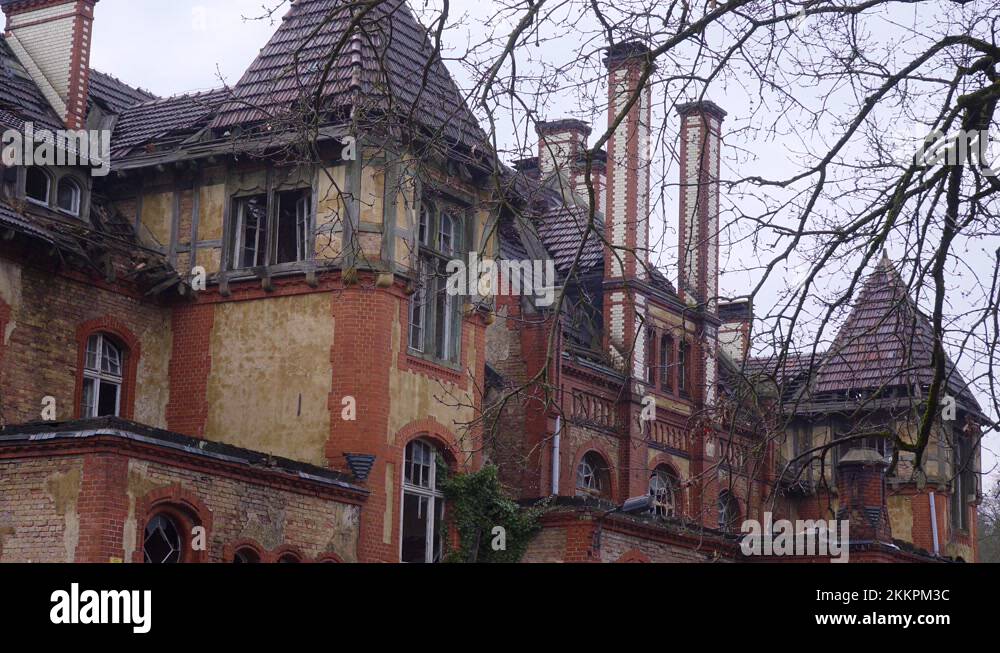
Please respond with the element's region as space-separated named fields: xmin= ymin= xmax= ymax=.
xmin=88 ymin=0 xmax=999 ymax=486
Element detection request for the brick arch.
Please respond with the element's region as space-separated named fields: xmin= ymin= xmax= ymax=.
xmin=570 ymin=440 xmax=618 ymax=502
xmin=132 ymin=484 xmax=212 ymax=563
xmin=395 ymin=418 xmax=463 ymax=468
xmin=615 ymin=549 xmax=651 ymax=563
xmin=315 ymin=552 xmax=344 ymax=563
xmin=224 ymin=539 xmax=266 ymax=563
xmin=74 ymin=316 xmax=141 ymax=420
xmin=271 ymin=544 xmax=308 ymax=563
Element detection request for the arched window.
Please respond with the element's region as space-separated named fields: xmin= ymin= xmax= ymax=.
xmin=56 ymin=177 xmax=81 ymax=216
xmin=81 ymin=333 xmax=123 ymax=417
xmin=277 ymin=553 xmax=301 ymax=563
xmin=25 ymin=167 xmax=50 ymax=205
xmin=232 ymin=547 xmax=261 ymax=563
xmin=401 ymin=438 xmax=446 ymax=563
xmin=649 ymin=466 xmax=679 ymax=518
xmin=718 ymin=491 xmax=741 ymax=532
xmin=576 ymin=451 xmax=611 ymax=499
xmin=143 ymin=513 xmax=183 ymax=563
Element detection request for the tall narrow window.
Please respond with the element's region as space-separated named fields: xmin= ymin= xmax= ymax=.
xmin=25 ymin=167 xmax=50 ymax=205
xmin=645 ymin=328 xmax=657 ymax=385
xmin=678 ymin=341 xmax=689 ymax=395
xmin=81 ymin=333 xmax=123 ymax=418
xmin=56 ymin=177 xmax=81 ymax=216
xmin=661 ymin=335 xmax=674 ymax=392
xmin=951 ymin=437 xmax=972 ymax=532
xmin=409 ymin=260 xmax=429 ymax=353
xmin=231 ymin=194 xmax=268 ymax=269
xmin=401 ymin=439 xmax=446 ymax=563
xmin=274 ymin=189 xmax=311 ymax=264
xmin=409 ymin=200 xmax=462 ymax=362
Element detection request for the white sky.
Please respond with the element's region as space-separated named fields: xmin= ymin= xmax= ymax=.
xmin=88 ymin=0 xmax=999 ymax=487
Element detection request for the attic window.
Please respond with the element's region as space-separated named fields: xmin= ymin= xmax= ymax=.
xmin=25 ymin=167 xmax=50 ymax=205
xmin=57 ymin=177 xmax=81 ymax=216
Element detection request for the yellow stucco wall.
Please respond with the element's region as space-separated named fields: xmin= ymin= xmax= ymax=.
xmin=203 ymin=293 xmax=334 ymax=466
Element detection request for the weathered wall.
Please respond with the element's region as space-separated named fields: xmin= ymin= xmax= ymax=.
xmin=203 ymin=293 xmax=334 ymax=467
xmin=0 ymin=455 xmax=84 ymax=562
xmin=123 ymin=457 xmax=360 ymax=563
xmin=0 ymin=257 xmax=172 ymax=426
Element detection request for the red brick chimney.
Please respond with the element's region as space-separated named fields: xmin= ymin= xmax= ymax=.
xmin=602 ymin=43 xmax=653 ymax=371
xmin=836 ymin=448 xmax=893 ymax=545
xmin=676 ymin=101 xmax=726 ymax=314
xmin=2 ymin=0 xmax=99 ymax=130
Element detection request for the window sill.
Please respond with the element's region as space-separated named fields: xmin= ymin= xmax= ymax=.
xmin=403 ymin=351 xmax=465 ymax=385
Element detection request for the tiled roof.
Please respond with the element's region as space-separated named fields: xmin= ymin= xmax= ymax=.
xmin=811 ymin=255 xmax=979 ymax=409
xmin=1 ymin=35 xmax=156 ymax=131
xmin=535 ymin=204 xmax=605 ymax=276
xmin=209 ymin=0 xmax=487 ymax=152
xmin=88 ymin=69 xmax=157 ymax=115
xmin=111 ymin=89 xmax=227 ymax=157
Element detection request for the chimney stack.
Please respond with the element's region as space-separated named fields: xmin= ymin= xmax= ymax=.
xmin=676 ymin=101 xmax=725 ymax=314
xmin=2 ymin=0 xmax=99 ymax=130
xmin=836 ymin=448 xmax=893 ymax=545
xmin=604 ymin=42 xmax=653 ymax=282
xmin=601 ymin=42 xmax=653 ymax=374
xmin=536 ymin=119 xmax=606 ymax=214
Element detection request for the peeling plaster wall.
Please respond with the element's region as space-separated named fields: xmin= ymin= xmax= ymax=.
xmin=0 ymin=456 xmax=83 ymax=562
xmin=203 ymin=293 xmax=334 ymax=466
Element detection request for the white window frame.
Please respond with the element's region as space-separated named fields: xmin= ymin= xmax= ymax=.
xmin=400 ymin=439 xmax=445 ymax=563
xmin=56 ymin=176 xmax=81 ymax=216
xmin=230 ymin=194 xmax=268 ymax=269
xmin=81 ymin=333 xmax=122 ymax=418
xmin=24 ymin=167 xmax=51 ymax=206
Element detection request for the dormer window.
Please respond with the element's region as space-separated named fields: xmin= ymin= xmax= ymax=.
xmin=228 ymin=188 xmax=313 ymax=270
xmin=57 ymin=177 xmax=81 ymax=216
xmin=25 ymin=167 xmax=50 ymax=205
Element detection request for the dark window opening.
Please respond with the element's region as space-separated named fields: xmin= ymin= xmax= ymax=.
xmin=232 ymin=548 xmax=261 ymax=563
xmin=143 ymin=514 xmax=182 ymax=563
xmin=275 ymin=189 xmax=310 ymax=264
xmin=25 ymin=167 xmax=49 ymax=204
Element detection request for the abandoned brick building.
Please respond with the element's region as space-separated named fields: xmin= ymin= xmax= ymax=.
xmin=0 ymin=0 xmax=984 ymax=563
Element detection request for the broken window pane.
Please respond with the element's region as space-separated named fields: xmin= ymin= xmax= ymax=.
xmin=143 ymin=514 xmax=182 ymax=563
xmin=232 ymin=194 xmax=268 ymax=269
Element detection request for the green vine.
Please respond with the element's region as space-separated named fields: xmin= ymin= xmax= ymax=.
xmin=438 ymin=464 xmax=548 ymax=563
